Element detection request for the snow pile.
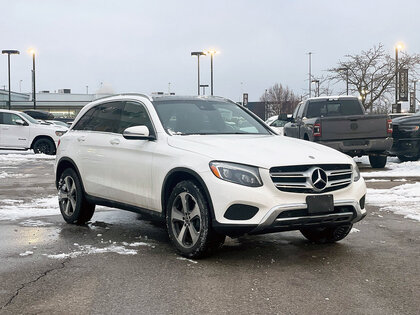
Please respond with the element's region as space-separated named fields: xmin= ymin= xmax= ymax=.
xmin=355 ymin=156 xmax=420 ymax=178
xmin=46 ymin=244 xmax=139 ymax=259
xmin=366 ymin=182 xmax=420 ymax=221
xmin=0 ymin=152 xmax=55 ymax=166
xmin=19 ymin=219 xmax=53 ymax=227
xmin=0 ymin=171 xmax=32 ymax=179
xmin=0 ymin=196 xmax=59 ymax=221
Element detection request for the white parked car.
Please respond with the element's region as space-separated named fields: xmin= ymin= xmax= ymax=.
xmin=0 ymin=109 xmax=68 ymax=155
xmin=55 ymin=95 xmax=367 ymax=258
xmin=265 ymin=115 xmax=288 ymax=135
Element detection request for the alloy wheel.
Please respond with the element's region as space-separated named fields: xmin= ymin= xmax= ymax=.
xmin=58 ymin=176 xmax=77 ymax=217
xmin=171 ymin=192 xmax=202 ymax=248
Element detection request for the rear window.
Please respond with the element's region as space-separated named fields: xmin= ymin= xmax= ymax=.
xmin=306 ymin=99 xmax=364 ymax=118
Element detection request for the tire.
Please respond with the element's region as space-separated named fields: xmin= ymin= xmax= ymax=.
xmin=166 ymin=180 xmax=225 ymax=258
xmin=58 ymin=168 xmax=95 ymax=224
xmin=369 ymin=155 xmax=387 ymax=168
xmin=300 ymin=224 xmax=353 ymax=244
xmin=398 ymin=154 xmax=419 ymax=162
xmin=33 ymin=137 xmax=56 ymax=155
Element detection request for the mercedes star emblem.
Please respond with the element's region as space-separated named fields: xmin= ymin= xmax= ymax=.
xmin=310 ymin=167 xmax=328 ymax=191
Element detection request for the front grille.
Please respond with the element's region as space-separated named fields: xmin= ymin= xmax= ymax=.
xmin=270 ymin=164 xmax=353 ymax=193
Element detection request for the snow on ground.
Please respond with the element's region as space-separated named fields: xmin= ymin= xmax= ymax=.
xmin=355 ymin=156 xmax=420 ymax=178
xmin=366 ymin=182 xmax=420 ymax=222
xmin=0 ymin=151 xmax=55 ymax=166
xmin=0 ymin=196 xmax=59 ymax=221
xmin=19 ymin=219 xmax=53 ymax=227
xmin=46 ymin=244 xmax=143 ymax=259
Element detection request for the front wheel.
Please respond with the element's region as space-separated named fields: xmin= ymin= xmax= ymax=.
xmin=33 ymin=137 xmax=56 ymax=155
xmin=300 ymin=224 xmax=353 ymax=244
xmin=58 ymin=168 xmax=95 ymax=224
xmin=166 ymin=180 xmax=225 ymax=258
xmin=369 ymin=155 xmax=387 ymax=168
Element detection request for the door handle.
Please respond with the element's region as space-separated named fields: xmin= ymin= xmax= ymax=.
xmin=110 ymin=138 xmax=120 ymax=145
xmin=77 ymin=136 xmax=86 ymax=142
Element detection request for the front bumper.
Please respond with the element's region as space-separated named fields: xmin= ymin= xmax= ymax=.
xmin=203 ymin=168 xmax=367 ymax=236
xmin=389 ymin=138 xmax=420 ymax=157
xmin=316 ymin=137 xmax=393 ymax=156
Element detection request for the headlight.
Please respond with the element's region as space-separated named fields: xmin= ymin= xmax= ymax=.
xmin=353 ymin=164 xmax=361 ymax=182
xmin=209 ymin=161 xmax=262 ymax=187
xmin=55 ymin=130 xmax=66 ymax=137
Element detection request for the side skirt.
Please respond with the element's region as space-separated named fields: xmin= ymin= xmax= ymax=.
xmin=85 ymin=193 xmax=164 ymax=222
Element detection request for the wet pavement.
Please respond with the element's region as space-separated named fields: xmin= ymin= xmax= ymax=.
xmin=0 ymin=154 xmax=419 ymax=314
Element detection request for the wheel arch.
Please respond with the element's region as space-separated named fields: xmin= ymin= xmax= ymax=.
xmin=55 ymin=157 xmax=84 ymax=190
xmin=161 ymin=167 xmax=215 ymax=221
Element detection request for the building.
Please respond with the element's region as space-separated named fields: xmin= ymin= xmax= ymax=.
xmin=0 ymin=89 xmax=109 ymax=118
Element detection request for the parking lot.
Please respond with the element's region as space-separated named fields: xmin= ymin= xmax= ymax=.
xmin=0 ymin=152 xmax=419 ymax=314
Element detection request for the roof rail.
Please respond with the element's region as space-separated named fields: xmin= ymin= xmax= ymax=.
xmin=93 ymin=93 xmax=153 ymax=102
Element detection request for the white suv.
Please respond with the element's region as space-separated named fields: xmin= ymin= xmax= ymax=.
xmin=55 ymin=94 xmax=367 ymax=258
xmin=0 ymin=109 xmax=67 ymax=155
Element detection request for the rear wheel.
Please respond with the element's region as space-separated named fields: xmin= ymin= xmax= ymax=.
xmin=300 ymin=224 xmax=353 ymax=244
xmin=33 ymin=137 xmax=56 ymax=155
xmin=369 ymin=155 xmax=387 ymax=168
xmin=166 ymin=180 xmax=225 ymax=258
xmin=58 ymin=168 xmax=95 ymax=224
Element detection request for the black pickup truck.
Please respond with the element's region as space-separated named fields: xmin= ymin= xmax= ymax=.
xmin=283 ymin=96 xmax=393 ymax=168
xmin=390 ymin=111 xmax=420 ymax=161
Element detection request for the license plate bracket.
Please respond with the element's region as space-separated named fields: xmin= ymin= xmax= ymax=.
xmin=306 ymin=195 xmax=334 ymax=214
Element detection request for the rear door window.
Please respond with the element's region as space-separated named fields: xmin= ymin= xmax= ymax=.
xmin=73 ymin=102 xmax=124 ymax=133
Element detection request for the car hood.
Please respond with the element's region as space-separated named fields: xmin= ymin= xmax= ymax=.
xmin=33 ymin=123 xmax=68 ymax=131
xmin=392 ymin=115 xmax=420 ymax=125
xmin=167 ymin=134 xmax=353 ymax=169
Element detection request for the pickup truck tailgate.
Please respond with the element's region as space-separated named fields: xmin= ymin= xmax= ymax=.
xmin=320 ymin=115 xmax=389 ymax=141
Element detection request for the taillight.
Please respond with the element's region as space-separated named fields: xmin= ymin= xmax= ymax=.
xmin=387 ymin=119 xmax=392 ymax=134
xmin=313 ymin=123 xmax=321 ymax=137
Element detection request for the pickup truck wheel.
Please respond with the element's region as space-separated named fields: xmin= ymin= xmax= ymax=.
xmin=166 ymin=180 xmax=225 ymax=258
xmin=368 ymin=155 xmax=387 ymax=168
xmin=33 ymin=138 xmax=56 ymax=155
xmin=300 ymin=224 xmax=353 ymax=244
xmin=58 ymin=168 xmax=95 ymax=224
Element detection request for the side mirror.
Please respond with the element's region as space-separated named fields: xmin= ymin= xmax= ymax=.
xmin=15 ymin=119 xmax=26 ymax=126
xmin=123 ymin=125 xmax=155 ymax=140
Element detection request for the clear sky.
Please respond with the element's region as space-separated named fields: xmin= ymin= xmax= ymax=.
xmin=1 ymin=0 xmax=419 ymax=101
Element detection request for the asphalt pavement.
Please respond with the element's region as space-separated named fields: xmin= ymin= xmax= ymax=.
xmin=0 ymin=155 xmax=419 ymax=315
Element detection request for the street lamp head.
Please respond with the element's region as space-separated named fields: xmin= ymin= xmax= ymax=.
xmin=191 ymin=51 xmax=206 ymax=56
xmin=338 ymin=67 xmax=349 ymax=71
xmin=311 ymin=79 xmax=319 ymax=83
xmin=395 ymin=42 xmax=404 ymax=51
xmin=2 ymin=50 xmax=20 ymax=55
xmin=204 ymin=49 xmax=218 ymax=55
xmin=28 ymin=48 xmax=36 ymax=55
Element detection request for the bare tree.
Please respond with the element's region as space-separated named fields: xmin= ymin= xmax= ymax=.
xmin=260 ymin=83 xmax=300 ymax=117
xmin=329 ymin=44 xmax=420 ymax=112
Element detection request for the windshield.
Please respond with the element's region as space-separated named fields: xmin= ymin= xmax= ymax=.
xmin=152 ymin=99 xmax=270 ymax=135
xmin=19 ymin=112 xmax=40 ymax=124
xmin=306 ymin=99 xmax=364 ymax=118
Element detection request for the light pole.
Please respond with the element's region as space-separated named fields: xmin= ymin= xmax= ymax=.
xmin=2 ymin=50 xmax=20 ymax=110
xmin=19 ymin=80 xmax=23 ymax=92
xmin=395 ymin=42 xmax=404 ymax=112
xmin=205 ymin=49 xmax=218 ymax=96
xmin=311 ymin=79 xmax=320 ymax=97
xmin=414 ymin=79 xmax=419 ymax=112
xmin=29 ymin=49 xmax=36 ymax=109
xmin=200 ymin=84 xmax=209 ymax=95
xmin=338 ymin=67 xmax=349 ymax=95
xmin=308 ymin=52 xmax=312 ymax=98
xmin=191 ymin=51 xmax=206 ymax=95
